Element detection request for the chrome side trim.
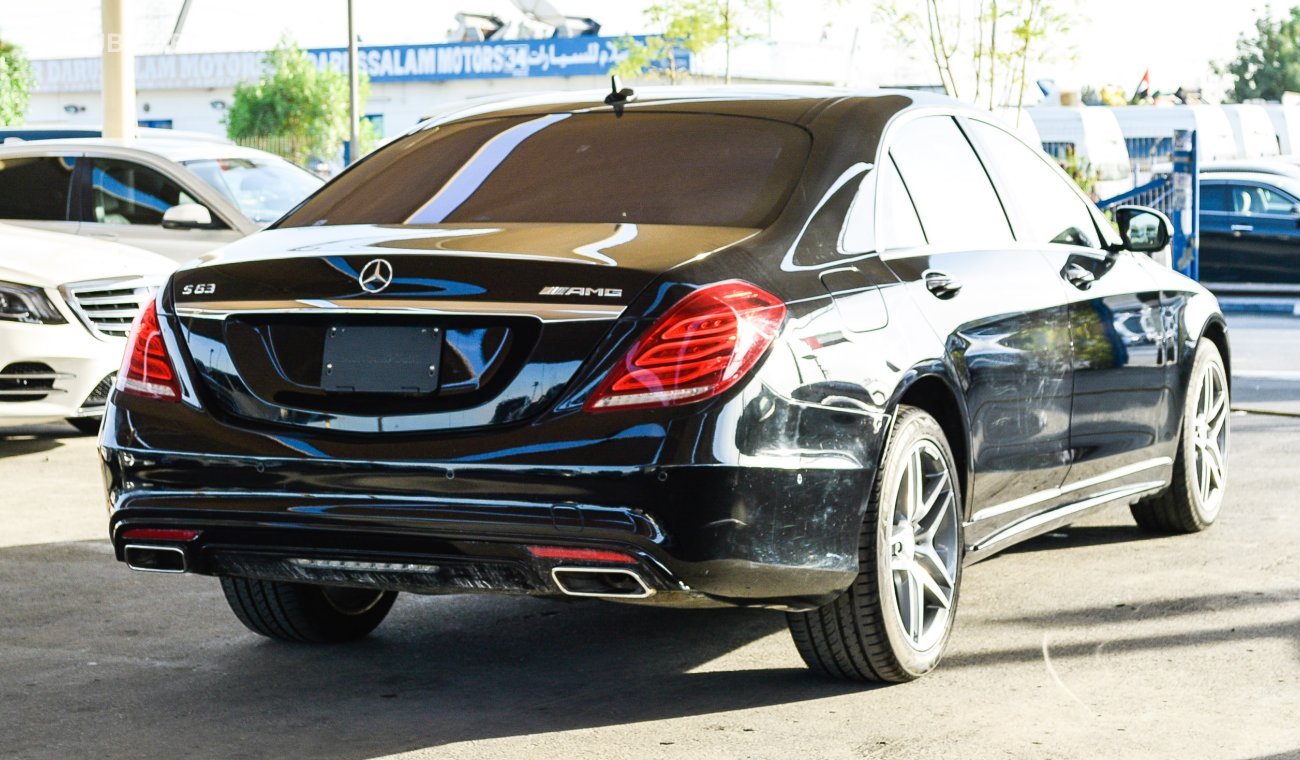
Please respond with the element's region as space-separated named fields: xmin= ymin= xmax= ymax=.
xmin=969 ymin=457 xmax=1173 ymax=523
xmin=969 ymin=481 xmax=1165 ymax=555
xmin=174 ymin=299 xmax=625 ymax=323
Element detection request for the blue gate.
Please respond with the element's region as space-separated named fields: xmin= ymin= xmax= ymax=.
xmin=1097 ymin=130 xmax=1200 ymax=280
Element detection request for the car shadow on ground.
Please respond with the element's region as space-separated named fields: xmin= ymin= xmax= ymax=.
xmin=0 ymin=423 xmax=84 ymax=459
xmin=940 ymin=587 xmax=1300 ymax=671
xmin=1 ymin=540 xmax=872 ymax=759
xmin=996 ymin=522 xmax=1167 ymax=555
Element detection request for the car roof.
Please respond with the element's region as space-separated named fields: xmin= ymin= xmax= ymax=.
xmin=1201 ymin=170 xmax=1300 ymax=195
xmin=0 ymin=126 xmax=231 ymax=144
xmin=411 ymin=85 xmax=973 ymax=132
xmin=0 ymin=137 xmax=284 ymax=163
xmin=1203 ymin=160 xmax=1300 ymax=175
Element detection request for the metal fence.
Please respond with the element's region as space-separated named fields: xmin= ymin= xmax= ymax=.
xmin=232 ymin=135 xmax=326 ymax=166
xmin=1040 ymin=141 xmax=1077 ymax=164
xmin=1123 ymin=136 xmax=1173 ymax=171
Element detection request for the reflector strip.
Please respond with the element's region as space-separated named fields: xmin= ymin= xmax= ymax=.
xmin=526 ymin=546 xmax=638 ymax=563
xmin=121 ymin=528 xmax=200 ymax=541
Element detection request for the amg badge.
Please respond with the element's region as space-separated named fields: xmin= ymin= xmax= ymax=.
xmin=538 ymin=286 xmax=623 ymax=298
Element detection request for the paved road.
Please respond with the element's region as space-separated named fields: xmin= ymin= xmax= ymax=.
xmin=1228 ymin=314 xmax=1300 ymax=415
xmin=1 ymin=315 xmax=1298 ymax=760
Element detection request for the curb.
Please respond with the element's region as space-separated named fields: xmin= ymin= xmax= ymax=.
xmin=1218 ymin=300 xmax=1300 ymax=317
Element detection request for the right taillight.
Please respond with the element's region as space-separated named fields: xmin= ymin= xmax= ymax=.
xmin=117 ymin=300 xmax=181 ymax=401
xmin=585 ymin=280 xmax=786 ymax=412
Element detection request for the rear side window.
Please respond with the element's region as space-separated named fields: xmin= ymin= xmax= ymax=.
xmin=887 ymin=116 xmax=1013 ymax=248
xmin=967 ymin=121 xmax=1101 ymax=249
xmin=878 ymin=156 xmax=927 ymax=250
xmin=1200 ymin=184 xmax=1230 ymax=212
xmin=0 ymin=156 xmax=76 ymax=220
xmin=88 ymin=159 xmax=201 ymax=226
xmin=278 ymin=113 xmax=811 ymax=229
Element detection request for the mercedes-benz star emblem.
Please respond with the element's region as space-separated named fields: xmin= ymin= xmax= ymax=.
xmin=358 ymin=258 xmax=394 ymax=293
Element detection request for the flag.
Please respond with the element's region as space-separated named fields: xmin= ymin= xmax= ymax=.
xmin=1133 ymin=69 xmax=1151 ymax=102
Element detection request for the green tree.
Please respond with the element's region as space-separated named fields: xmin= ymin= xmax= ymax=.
xmin=1219 ymin=6 xmax=1300 ymax=102
xmin=0 ymin=36 xmax=34 ymax=126
xmin=872 ymin=0 xmax=1075 ymax=109
xmin=226 ymin=37 xmax=371 ymax=165
xmin=611 ymin=1 xmax=771 ymax=84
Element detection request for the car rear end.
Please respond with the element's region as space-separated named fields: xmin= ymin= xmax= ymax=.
xmin=100 ymin=100 xmax=878 ymax=611
xmin=101 ymin=234 xmax=864 ymax=608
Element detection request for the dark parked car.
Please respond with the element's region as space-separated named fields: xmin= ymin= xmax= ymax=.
xmin=101 ymin=88 xmax=1230 ymax=683
xmin=1200 ymin=170 xmax=1300 ymax=289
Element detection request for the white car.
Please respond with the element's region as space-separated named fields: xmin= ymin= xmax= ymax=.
xmin=0 ymin=223 xmax=174 ymax=432
xmin=0 ymin=137 xmax=323 ymax=263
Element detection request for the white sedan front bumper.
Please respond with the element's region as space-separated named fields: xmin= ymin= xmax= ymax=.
xmin=0 ymin=318 xmax=124 ymax=427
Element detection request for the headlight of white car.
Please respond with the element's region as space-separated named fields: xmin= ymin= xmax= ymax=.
xmin=0 ymin=281 xmax=68 ymax=325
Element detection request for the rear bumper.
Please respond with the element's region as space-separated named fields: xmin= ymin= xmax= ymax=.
xmin=103 ymin=446 xmax=870 ymax=609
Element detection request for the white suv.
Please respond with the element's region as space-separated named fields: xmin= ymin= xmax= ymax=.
xmin=0 ymin=223 xmax=174 ymax=432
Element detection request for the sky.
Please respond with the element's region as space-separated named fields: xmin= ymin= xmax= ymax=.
xmin=0 ymin=0 xmax=1273 ymax=102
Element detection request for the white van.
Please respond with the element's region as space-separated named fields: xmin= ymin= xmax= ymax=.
xmin=1109 ymin=105 xmax=1239 ymax=166
xmin=1263 ymin=104 xmax=1300 ymax=155
xmin=1028 ymin=106 xmax=1133 ymax=200
xmin=1223 ymin=104 xmax=1281 ymax=158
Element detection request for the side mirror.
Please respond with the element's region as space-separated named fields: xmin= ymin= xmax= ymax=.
xmin=1114 ymin=205 xmax=1171 ymax=254
xmin=162 ymin=203 xmax=214 ymax=229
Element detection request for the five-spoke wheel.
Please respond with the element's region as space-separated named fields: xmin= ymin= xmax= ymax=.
xmin=787 ymin=406 xmax=963 ymax=682
xmin=1132 ymin=338 xmax=1230 ymax=533
xmin=887 ymin=440 xmax=960 ymax=652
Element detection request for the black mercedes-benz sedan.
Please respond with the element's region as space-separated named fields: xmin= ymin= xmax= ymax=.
xmin=101 ymin=87 xmax=1230 ymax=683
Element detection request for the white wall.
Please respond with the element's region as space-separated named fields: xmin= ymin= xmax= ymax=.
xmin=25 ymin=75 xmax=664 ymax=140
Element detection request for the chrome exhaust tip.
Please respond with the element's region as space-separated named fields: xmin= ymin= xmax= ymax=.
xmin=123 ymin=544 xmax=187 ymax=574
xmin=551 ymin=566 xmax=655 ymax=598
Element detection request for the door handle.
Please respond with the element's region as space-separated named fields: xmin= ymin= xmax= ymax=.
xmin=923 ymin=270 xmax=962 ymax=299
xmin=1063 ymin=262 xmax=1096 ymax=289
xmin=1230 ymin=224 xmax=1254 ymax=233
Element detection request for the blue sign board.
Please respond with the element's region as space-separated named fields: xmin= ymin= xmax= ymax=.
xmin=306 ymin=36 xmax=689 ymax=83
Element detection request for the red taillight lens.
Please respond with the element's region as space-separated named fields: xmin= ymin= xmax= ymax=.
xmin=117 ymin=300 xmax=180 ymax=401
xmin=585 ymin=280 xmax=786 ymax=412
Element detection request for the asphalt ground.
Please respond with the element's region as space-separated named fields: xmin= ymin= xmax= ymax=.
xmin=1 ymin=313 xmax=1297 ymax=760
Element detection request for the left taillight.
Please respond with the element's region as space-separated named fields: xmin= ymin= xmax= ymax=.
xmin=585 ymin=280 xmax=786 ymax=412
xmin=117 ymin=300 xmax=180 ymax=401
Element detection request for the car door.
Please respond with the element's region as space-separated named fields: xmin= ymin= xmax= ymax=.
xmin=77 ymin=156 xmax=242 ymax=262
xmin=0 ymin=153 xmax=82 ymax=236
xmin=1198 ymin=181 xmax=1239 ymax=284
xmin=1200 ymin=180 xmax=1300 ymax=287
xmin=881 ymin=115 xmax=1074 ymax=536
xmin=964 ymin=119 xmax=1169 ymax=491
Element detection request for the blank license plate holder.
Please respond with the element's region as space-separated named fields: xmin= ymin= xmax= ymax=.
xmin=320 ymin=325 xmax=442 ymax=394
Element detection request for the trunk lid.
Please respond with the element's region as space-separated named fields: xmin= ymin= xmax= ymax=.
xmin=170 ymin=223 xmax=755 ymax=434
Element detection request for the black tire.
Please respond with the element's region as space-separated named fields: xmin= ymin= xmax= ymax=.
xmin=1131 ymin=338 xmax=1229 ymax=534
xmin=220 ymin=577 xmax=397 ymax=643
xmin=787 ymin=406 xmax=964 ymax=683
xmin=66 ymin=417 xmax=102 ymax=436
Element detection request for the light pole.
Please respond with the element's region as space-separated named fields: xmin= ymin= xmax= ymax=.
xmin=347 ymin=0 xmax=359 ymax=165
xmin=102 ymin=0 xmax=137 ymax=141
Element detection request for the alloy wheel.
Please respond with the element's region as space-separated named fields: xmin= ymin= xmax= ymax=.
xmin=887 ymin=440 xmax=961 ymax=652
xmin=1191 ymin=359 xmax=1229 ymax=520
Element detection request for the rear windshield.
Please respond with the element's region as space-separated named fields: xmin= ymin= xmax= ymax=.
xmin=276 ymin=113 xmax=811 ymax=229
